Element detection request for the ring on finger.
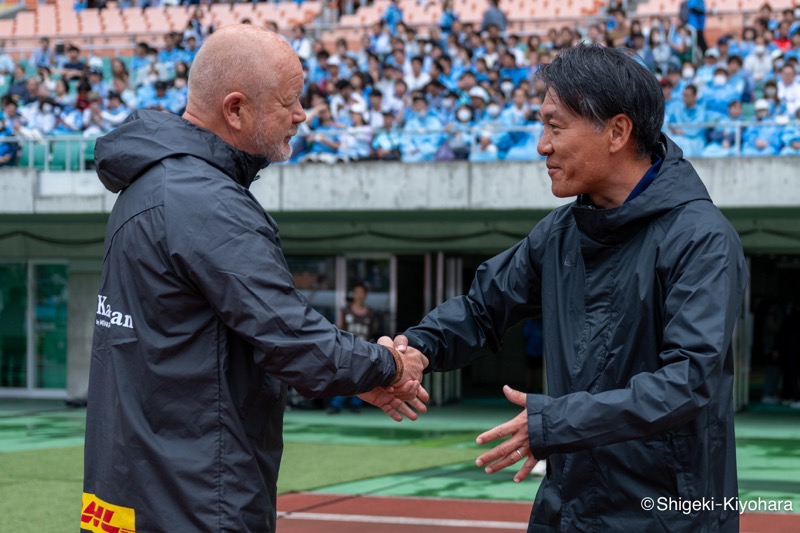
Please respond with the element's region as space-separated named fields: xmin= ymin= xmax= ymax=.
xmin=515 ymin=449 xmax=523 ymax=460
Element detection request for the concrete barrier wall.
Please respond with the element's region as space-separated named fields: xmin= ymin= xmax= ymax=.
xmin=2 ymin=157 xmax=800 ymax=214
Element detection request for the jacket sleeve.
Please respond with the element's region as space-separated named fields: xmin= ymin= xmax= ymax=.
xmin=403 ymin=225 xmax=545 ymax=371
xmin=168 ymin=182 xmax=397 ymax=398
xmin=526 ymin=220 xmax=747 ymax=459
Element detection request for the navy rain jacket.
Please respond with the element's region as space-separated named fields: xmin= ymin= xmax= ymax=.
xmin=82 ymin=110 xmax=398 ymax=533
xmin=404 ymin=136 xmax=748 ymax=532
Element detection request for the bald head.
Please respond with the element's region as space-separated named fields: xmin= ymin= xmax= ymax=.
xmin=187 ymin=25 xmax=297 ymax=119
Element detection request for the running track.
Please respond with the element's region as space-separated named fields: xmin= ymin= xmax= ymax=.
xmin=277 ymin=493 xmax=800 ymax=532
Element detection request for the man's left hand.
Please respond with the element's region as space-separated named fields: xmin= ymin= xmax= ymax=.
xmin=475 ymin=385 xmax=538 ymax=483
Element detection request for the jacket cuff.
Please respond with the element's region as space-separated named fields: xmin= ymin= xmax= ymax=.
xmin=527 ymin=393 xmax=553 ymax=460
xmin=402 ymin=331 xmax=435 ymax=374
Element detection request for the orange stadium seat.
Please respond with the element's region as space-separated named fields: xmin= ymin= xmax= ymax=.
xmin=101 ymin=8 xmax=127 ymax=35
xmin=14 ymin=11 xmax=37 ymax=37
xmin=58 ymin=12 xmax=80 ymax=37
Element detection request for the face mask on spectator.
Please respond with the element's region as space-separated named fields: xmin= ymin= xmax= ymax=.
xmin=424 ymin=44 xmax=433 ymax=54
xmin=754 ymin=45 xmax=766 ymax=55
xmin=500 ymin=81 xmax=514 ymax=95
xmin=682 ymin=67 xmax=695 ymax=79
xmin=713 ymin=74 xmax=728 ymax=86
xmin=765 ymin=86 xmax=778 ymax=97
xmin=442 ymin=97 xmax=455 ymax=109
xmin=652 ymin=36 xmax=662 ymax=45
xmin=774 ymin=60 xmax=785 ymax=70
xmin=415 ymin=109 xmax=428 ymax=120
xmin=456 ymin=108 xmax=472 ymax=122
xmin=486 ymin=103 xmax=501 ymax=117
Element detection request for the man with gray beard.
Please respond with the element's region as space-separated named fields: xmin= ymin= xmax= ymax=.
xmin=83 ymin=25 xmax=428 ymax=533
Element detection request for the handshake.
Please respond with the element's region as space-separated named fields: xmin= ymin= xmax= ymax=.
xmin=357 ymin=334 xmax=430 ymax=422
xmin=357 ymin=336 xmax=540 ymax=483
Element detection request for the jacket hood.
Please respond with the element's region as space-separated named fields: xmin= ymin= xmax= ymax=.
xmin=570 ymin=134 xmax=711 ymax=245
xmin=95 ymin=109 xmax=269 ymax=193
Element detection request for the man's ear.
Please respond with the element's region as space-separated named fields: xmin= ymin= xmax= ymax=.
xmin=222 ymin=92 xmax=246 ymax=132
xmin=607 ymin=113 xmax=634 ymax=154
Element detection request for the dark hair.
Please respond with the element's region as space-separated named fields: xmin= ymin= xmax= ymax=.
xmin=535 ymin=43 xmax=664 ymax=158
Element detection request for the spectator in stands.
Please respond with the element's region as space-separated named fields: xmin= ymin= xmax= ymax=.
xmin=504 ymin=107 xmax=544 ymax=161
xmin=667 ymin=24 xmax=690 ymax=62
xmin=774 ymin=20 xmax=793 ymax=52
xmin=702 ymin=66 xmax=740 ymax=115
xmin=0 ymin=117 xmax=17 ymax=166
xmin=6 ymin=64 xmax=28 ymax=103
xmin=87 ymin=68 xmax=109 ymax=100
xmin=702 ymin=99 xmax=744 ymax=157
xmin=21 ymin=96 xmax=59 ymax=136
xmin=608 ymin=9 xmax=630 ymax=47
xmin=742 ymin=98 xmax=782 ymax=156
xmin=53 ymin=78 xmax=76 ymax=108
xmin=338 ymin=103 xmax=373 ymax=161
xmin=111 ymin=76 xmax=136 ymax=109
xmin=650 ymin=28 xmax=675 ymax=76
xmin=382 ymin=0 xmax=403 ymax=35
xmin=290 ymin=25 xmax=313 ymax=62
xmin=778 ymin=63 xmax=800 ymax=116
xmin=157 ymin=32 xmax=183 ymax=73
xmin=369 ymin=21 xmax=393 ymax=58
xmin=468 ymin=85 xmax=490 ymax=122
xmin=185 ymin=6 xmax=211 ymax=46
xmin=731 ymin=26 xmax=757 ymax=58
xmin=29 ymin=37 xmax=54 ymax=69
xmin=0 ymin=41 xmax=14 ymax=77
xmin=182 ymin=35 xmax=200 ymax=65
xmin=779 ymin=107 xmax=800 ymax=154
xmin=439 ymin=0 xmax=459 ymax=35
xmin=371 ymin=110 xmax=401 ymax=160
xmin=470 ymin=128 xmax=499 ymax=162
xmin=81 ymin=92 xmax=106 ymax=137
xmin=401 ymin=93 xmax=444 ymax=162
xmin=405 ymin=55 xmax=431 ymax=92
xmin=696 ymin=49 xmax=721 ymax=85
xmin=666 ymin=84 xmax=710 ymax=157
xmin=481 ymin=0 xmax=507 ymax=34
xmin=685 ymin=0 xmax=707 ymax=53
xmin=139 ymin=80 xmax=176 ymax=114
xmin=100 ymin=91 xmax=132 ymax=129
xmin=726 ymin=55 xmax=754 ymax=103
xmin=744 ymin=35 xmax=774 ymax=84
xmin=20 ymin=76 xmax=41 ymax=106
xmin=60 ymin=45 xmax=87 ymax=82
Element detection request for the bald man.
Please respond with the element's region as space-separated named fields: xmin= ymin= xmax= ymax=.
xmin=82 ymin=26 xmax=428 ymax=533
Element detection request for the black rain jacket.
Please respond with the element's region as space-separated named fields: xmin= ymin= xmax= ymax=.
xmin=82 ymin=110 xmax=397 ymax=532
xmin=404 ymin=136 xmax=748 ymax=532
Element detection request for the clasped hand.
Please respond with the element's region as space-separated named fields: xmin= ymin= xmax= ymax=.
xmin=357 ymin=335 xmax=430 ymax=422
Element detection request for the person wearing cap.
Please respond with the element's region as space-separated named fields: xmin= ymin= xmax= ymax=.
xmin=401 ymin=94 xmax=444 ymax=162
xmin=337 ymin=103 xmax=373 ymax=162
xmin=695 ymin=48 xmax=720 ymax=86
xmin=371 ymin=110 xmax=402 ymax=160
xmin=468 ymin=85 xmax=490 ymax=122
xmin=742 ymin=98 xmax=782 ymax=156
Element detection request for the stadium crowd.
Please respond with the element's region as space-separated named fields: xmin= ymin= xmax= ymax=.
xmin=3 ymin=0 xmax=800 ymax=167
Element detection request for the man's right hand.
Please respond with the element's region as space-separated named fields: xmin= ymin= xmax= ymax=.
xmin=377 ymin=335 xmax=428 ymax=400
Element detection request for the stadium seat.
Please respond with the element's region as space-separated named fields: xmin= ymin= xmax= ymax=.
xmin=13 ymin=11 xmax=37 ymax=37
xmin=51 ymin=140 xmax=82 ymax=172
xmin=17 ymin=142 xmax=48 ymax=171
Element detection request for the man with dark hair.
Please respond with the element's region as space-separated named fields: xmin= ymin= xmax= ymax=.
xmin=392 ymin=43 xmax=747 ymax=532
